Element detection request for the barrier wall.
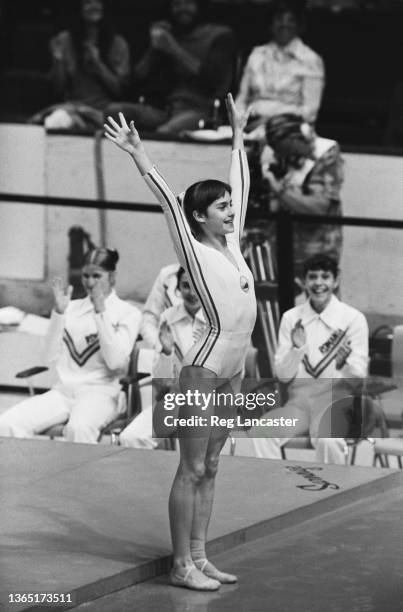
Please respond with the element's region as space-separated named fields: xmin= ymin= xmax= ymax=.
xmin=1 ymin=124 xmax=403 ymax=319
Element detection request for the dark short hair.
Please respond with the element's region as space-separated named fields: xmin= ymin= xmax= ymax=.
xmin=83 ymin=247 xmax=119 ymax=271
xmin=265 ymin=113 xmax=305 ymax=148
xmin=302 ymin=254 xmax=339 ymax=278
xmin=268 ymin=0 xmax=305 ymax=25
xmin=183 ymin=180 xmax=231 ymax=237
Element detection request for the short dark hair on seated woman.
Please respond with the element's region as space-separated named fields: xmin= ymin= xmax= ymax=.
xmin=183 ymin=180 xmax=231 ymax=237
xmin=84 ymin=247 xmax=119 ymax=271
xmin=302 ymin=254 xmax=339 ymax=278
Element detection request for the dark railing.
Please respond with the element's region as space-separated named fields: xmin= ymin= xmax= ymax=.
xmin=2 ymin=191 xmax=403 ymax=315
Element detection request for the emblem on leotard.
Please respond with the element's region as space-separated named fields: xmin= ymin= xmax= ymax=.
xmin=240 ymin=275 xmax=249 ymax=292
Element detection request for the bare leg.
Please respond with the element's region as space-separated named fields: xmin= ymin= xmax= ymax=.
xmin=169 ymin=434 xmax=211 ymax=570
xmin=168 ymin=365 xmax=220 ymax=590
xmin=190 ymin=431 xmax=238 ymax=583
xmin=190 ymin=374 xmax=241 ymax=583
xmin=190 ymin=434 xmax=226 ymax=547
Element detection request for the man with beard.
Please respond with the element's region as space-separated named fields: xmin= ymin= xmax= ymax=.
xmin=107 ymin=0 xmax=235 ymax=135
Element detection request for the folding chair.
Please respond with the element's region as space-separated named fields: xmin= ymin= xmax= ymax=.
xmin=15 ymin=343 xmax=151 ymax=443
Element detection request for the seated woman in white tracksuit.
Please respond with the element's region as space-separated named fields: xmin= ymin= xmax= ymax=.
xmin=120 ymin=267 xmax=206 ymax=449
xmin=0 ymin=248 xmax=141 ymax=444
xmin=140 ymin=262 xmax=182 ymax=349
xmin=249 ymin=254 xmax=369 ymax=464
xmin=105 ymin=94 xmax=255 ymax=591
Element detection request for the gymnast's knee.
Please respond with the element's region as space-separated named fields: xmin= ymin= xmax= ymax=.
xmin=204 ymin=455 xmax=219 ymax=479
xmin=179 ymin=459 xmax=207 ymax=485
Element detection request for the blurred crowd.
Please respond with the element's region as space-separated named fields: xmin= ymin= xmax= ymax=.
xmin=29 ymin=0 xmax=324 ymax=133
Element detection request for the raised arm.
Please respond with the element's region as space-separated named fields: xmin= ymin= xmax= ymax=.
xmin=225 ymin=93 xmax=250 ymax=242
xmin=104 ymin=114 xmax=198 ymax=274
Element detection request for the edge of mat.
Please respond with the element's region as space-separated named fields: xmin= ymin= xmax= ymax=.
xmin=21 ymin=468 xmax=403 ymax=611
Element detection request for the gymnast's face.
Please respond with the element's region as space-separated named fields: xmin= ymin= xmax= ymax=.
xmin=195 ymin=192 xmax=234 ymax=237
xmin=178 ymin=272 xmax=201 ymax=316
xmin=81 ymin=264 xmax=113 ymax=298
xmin=304 ymin=268 xmax=339 ymax=313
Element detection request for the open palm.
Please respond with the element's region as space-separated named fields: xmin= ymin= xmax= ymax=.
xmin=104 ymin=112 xmax=142 ymax=155
xmin=225 ymin=92 xmax=249 ymax=132
xmin=52 ymin=278 xmax=73 ymax=314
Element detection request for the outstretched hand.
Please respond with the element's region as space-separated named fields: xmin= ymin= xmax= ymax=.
xmin=225 ymin=92 xmax=249 ymax=133
xmin=104 ymin=113 xmax=143 ymax=156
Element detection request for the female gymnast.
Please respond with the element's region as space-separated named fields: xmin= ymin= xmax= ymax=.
xmin=105 ymin=93 xmax=256 ymax=591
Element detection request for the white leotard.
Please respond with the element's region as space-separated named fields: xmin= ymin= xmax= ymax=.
xmin=143 ymin=149 xmax=256 ymax=378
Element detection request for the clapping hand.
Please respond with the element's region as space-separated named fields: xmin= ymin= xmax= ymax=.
xmin=225 ymin=92 xmax=249 ymax=133
xmin=83 ymin=42 xmax=101 ymax=70
xmin=52 ymin=278 xmax=73 ymax=314
xmin=291 ymin=319 xmax=306 ymax=349
xmin=150 ymin=24 xmax=177 ymax=56
xmin=88 ymin=283 xmax=106 ymax=313
xmin=104 ymin=112 xmax=143 ymax=156
xmin=335 ymin=337 xmax=352 ymax=370
xmin=261 ymin=165 xmax=285 ymax=196
xmin=50 ymin=37 xmax=64 ymax=61
xmin=159 ymin=320 xmax=174 ymax=356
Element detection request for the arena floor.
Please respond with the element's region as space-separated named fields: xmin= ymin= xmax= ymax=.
xmin=1 ymin=438 xmax=400 ymax=611
xmin=72 ymin=486 xmax=403 ymax=612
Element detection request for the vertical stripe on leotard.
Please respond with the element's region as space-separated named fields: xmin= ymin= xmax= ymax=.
xmin=228 ymin=150 xmax=250 ymax=247
xmin=146 ymin=169 xmax=221 ymax=367
xmin=238 ymin=150 xmax=245 ymax=244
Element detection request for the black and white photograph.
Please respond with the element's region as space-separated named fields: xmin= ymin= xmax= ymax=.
xmin=0 ymin=0 xmax=402 ymax=610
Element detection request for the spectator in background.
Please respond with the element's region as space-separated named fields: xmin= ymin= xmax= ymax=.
xmin=249 ymin=254 xmax=369 ymax=465
xmin=32 ymin=0 xmax=130 ymax=130
xmin=107 ymin=0 xmax=235 ymax=135
xmin=236 ymin=0 xmax=324 ymax=137
xmin=262 ymin=113 xmax=343 ymax=283
xmin=140 ymin=263 xmax=182 ymax=348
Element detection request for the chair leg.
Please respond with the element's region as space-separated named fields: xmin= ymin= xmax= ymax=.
xmin=110 ymin=431 xmax=120 ymax=445
xmin=350 ymin=444 xmax=357 ymax=466
xmin=398 ymin=456 xmax=403 ymax=469
xmin=373 ymin=453 xmax=384 ymax=467
xmin=229 ymin=434 xmax=236 ymax=456
xmin=280 ymin=446 xmax=287 ymax=460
